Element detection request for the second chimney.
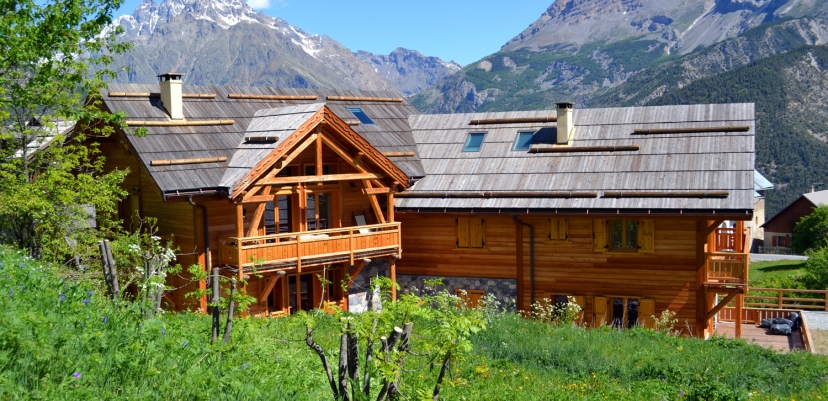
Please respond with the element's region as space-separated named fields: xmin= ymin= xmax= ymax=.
xmin=158 ymin=72 xmax=184 ymax=120
xmin=556 ymin=102 xmax=575 ymax=144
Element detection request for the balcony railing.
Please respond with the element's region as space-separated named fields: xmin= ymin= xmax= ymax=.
xmin=704 ymin=252 xmax=748 ymax=286
xmin=218 ymin=222 xmax=401 ymax=272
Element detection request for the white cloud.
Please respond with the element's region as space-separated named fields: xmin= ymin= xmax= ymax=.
xmin=246 ymin=0 xmax=270 ymax=9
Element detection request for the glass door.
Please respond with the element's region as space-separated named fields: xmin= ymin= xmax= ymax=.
xmin=306 ymin=192 xmax=333 ymax=231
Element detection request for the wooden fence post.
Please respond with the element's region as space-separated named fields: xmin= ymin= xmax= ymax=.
xmin=778 ymin=291 xmax=784 ymax=309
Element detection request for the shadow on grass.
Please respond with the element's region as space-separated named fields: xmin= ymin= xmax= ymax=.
xmin=755 ymin=262 xmax=807 ymax=273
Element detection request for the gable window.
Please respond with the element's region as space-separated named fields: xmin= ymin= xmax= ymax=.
xmin=548 ymin=218 xmax=568 ymax=241
xmin=456 ymin=217 xmax=485 ymax=248
xmin=347 ymin=107 xmax=375 ymax=125
xmin=304 ymin=164 xmax=336 ymax=176
xmin=462 ymin=132 xmax=486 ymax=152
xmin=513 ymin=131 xmax=535 ymax=151
xmin=593 ymin=219 xmax=654 ymax=253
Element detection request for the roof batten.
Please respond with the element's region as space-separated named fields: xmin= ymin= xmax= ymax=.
xmin=125 ymin=119 xmax=235 ymax=127
xmin=228 ymin=94 xmax=318 ymax=100
xmin=529 ymin=145 xmax=640 ymax=153
xmin=108 ymin=92 xmax=216 ymax=99
xmin=327 ymin=95 xmax=403 ymax=102
xmin=632 ymin=126 xmax=750 ymax=135
xmin=151 ymin=157 xmax=227 ymax=166
xmin=395 ymin=191 xmax=598 ymax=198
xmin=469 ymin=116 xmax=557 ymax=125
xmin=602 ymin=191 xmax=729 ymax=198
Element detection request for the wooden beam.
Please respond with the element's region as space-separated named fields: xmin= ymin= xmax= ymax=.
xmin=706 ymin=292 xmax=738 ymax=321
xmin=735 ymin=294 xmax=743 ymax=338
xmin=347 ymin=261 xmax=366 ymax=288
xmin=382 ymin=152 xmax=416 ymax=157
xmin=633 ymin=126 xmax=751 ymax=135
xmin=696 ymin=220 xmax=708 ymax=338
xmin=326 ymin=95 xmax=403 ymax=102
xmin=362 ymin=187 xmax=390 ymax=195
xmin=126 ymin=120 xmax=234 ymax=127
xmin=246 ymin=186 xmax=271 ymax=238
xmin=242 ymin=185 xmax=263 ymax=201
xmin=315 ymin=131 xmax=323 ymax=177
xmin=242 ymin=194 xmax=275 ymax=204
xmin=109 ymin=92 xmax=216 ymax=99
xmin=364 ymin=181 xmax=386 ymax=224
xmin=320 ymin=135 xmax=368 ymax=174
xmin=257 ymin=173 xmax=382 ymax=186
xmin=707 ymin=219 xmax=725 ymax=236
xmin=261 ymin=134 xmax=318 ymax=181
xmin=389 ymin=257 xmax=397 ymax=301
xmin=227 ymin=93 xmax=318 ymax=100
xmin=259 ymin=275 xmax=281 ymax=303
xmin=235 ymin=203 xmax=244 ymax=238
xmin=469 ymin=116 xmax=556 ymax=125
xmin=150 ymin=157 xmax=227 ymax=166
xmin=387 ymin=192 xmax=395 ymax=223
xmin=516 ymin=222 xmax=524 ymax=311
xmin=529 ymin=145 xmax=640 ymax=153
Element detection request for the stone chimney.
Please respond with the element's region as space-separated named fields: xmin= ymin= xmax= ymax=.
xmin=158 ymin=72 xmax=184 ymax=120
xmin=556 ymin=102 xmax=575 ymax=144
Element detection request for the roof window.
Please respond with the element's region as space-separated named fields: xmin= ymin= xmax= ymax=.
xmin=513 ymin=131 xmax=535 ymax=151
xmin=347 ymin=107 xmax=375 ymax=125
xmin=463 ymin=132 xmax=486 ymax=152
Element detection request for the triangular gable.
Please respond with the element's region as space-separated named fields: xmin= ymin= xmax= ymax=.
xmin=230 ymin=105 xmax=409 ymax=200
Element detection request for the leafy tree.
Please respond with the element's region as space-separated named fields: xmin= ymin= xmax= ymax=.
xmin=791 ymin=205 xmax=828 ymax=254
xmin=803 ymin=246 xmax=828 ymax=290
xmin=0 ymin=0 xmax=131 ymax=262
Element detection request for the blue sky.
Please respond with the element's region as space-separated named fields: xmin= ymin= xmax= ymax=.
xmin=114 ymin=0 xmax=553 ymax=66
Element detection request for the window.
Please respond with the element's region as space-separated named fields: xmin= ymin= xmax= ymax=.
xmin=548 ymin=218 xmax=568 ymax=241
xmin=456 ymin=289 xmax=486 ymax=308
xmin=304 ymin=164 xmax=336 ymax=176
xmin=347 ymin=107 xmax=375 ymax=125
xmin=513 ymin=131 xmax=535 ymax=151
xmin=456 ymin=217 xmax=485 ymax=248
xmin=306 ymin=192 xmax=332 ymax=230
xmin=462 ymin=132 xmax=486 ymax=152
xmin=594 ymin=296 xmax=655 ymax=329
xmin=773 ymin=236 xmax=790 ymax=247
xmin=593 ymin=219 xmax=654 ymax=253
xmin=540 ymin=294 xmax=585 ymax=324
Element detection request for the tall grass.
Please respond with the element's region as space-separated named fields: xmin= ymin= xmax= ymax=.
xmin=0 ymin=246 xmax=826 ymax=400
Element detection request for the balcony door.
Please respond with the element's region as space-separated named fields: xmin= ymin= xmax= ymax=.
xmin=306 ymin=191 xmax=336 ymax=231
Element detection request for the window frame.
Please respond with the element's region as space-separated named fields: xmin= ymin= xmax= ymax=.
xmin=346 ymin=106 xmax=375 ymax=125
xmin=512 ymin=130 xmax=535 ymax=151
xmin=462 ymin=132 xmax=487 ymax=153
xmin=608 ymin=219 xmax=639 ymax=252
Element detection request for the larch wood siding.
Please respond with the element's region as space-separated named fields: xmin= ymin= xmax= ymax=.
xmin=397 ymin=213 xmax=700 ymax=332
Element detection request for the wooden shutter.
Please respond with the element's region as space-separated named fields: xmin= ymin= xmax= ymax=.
xmin=639 ymin=298 xmax=655 ymax=329
xmin=549 ymin=219 xmax=559 ymax=240
xmin=573 ymin=295 xmax=585 ymax=325
xmin=456 ymin=218 xmax=470 ymax=248
xmin=638 ymin=220 xmax=655 ymax=253
xmin=455 ymin=289 xmax=485 ymax=308
xmin=593 ymin=219 xmax=607 ymax=252
xmin=470 ymin=217 xmax=485 ymax=248
xmin=593 ymin=296 xmax=608 ymax=327
xmin=560 ymin=219 xmax=568 ymax=240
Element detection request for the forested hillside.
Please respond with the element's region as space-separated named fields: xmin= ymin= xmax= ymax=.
xmin=627 ymin=45 xmax=828 ymax=216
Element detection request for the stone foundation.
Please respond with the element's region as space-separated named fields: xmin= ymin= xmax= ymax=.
xmin=346 ymin=258 xmax=517 ymax=313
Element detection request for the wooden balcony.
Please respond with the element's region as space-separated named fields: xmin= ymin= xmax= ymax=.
xmin=704 ymin=252 xmax=748 ymax=289
xmin=218 ymin=222 xmax=401 ymax=273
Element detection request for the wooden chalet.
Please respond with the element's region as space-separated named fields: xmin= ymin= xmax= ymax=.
xmin=92 ymin=74 xmax=755 ymax=338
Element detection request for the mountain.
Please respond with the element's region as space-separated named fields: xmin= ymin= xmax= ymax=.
xmin=354 ymin=48 xmax=462 ymax=97
xmin=411 ymin=0 xmax=828 ymax=114
xmin=103 ymin=0 xmax=456 ymax=94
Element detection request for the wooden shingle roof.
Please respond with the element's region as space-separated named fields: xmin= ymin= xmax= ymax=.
xmin=102 ymin=84 xmax=424 ymax=198
xmin=397 ymin=103 xmax=755 ymax=213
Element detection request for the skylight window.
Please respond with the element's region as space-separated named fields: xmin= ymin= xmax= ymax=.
xmin=463 ymin=132 xmax=486 ymax=152
xmin=347 ymin=107 xmax=375 ymax=125
xmin=513 ymin=131 xmax=535 ymax=151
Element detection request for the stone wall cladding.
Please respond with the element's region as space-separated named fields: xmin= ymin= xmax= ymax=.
xmin=346 ymin=259 xmax=518 ymax=313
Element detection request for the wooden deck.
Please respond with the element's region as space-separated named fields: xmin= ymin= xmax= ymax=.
xmin=715 ymin=322 xmax=806 ymax=352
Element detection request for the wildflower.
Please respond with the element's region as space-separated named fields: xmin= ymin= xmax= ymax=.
xmin=0 ymin=262 xmax=3 ymax=267
xmin=8 ymin=289 xmax=13 ymax=296
xmin=59 ymin=294 xmax=65 ymax=302
xmin=82 ymin=299 xmax=90 ymax=305
xmin=678 ymin=391 xmax=685 ymax=396
xmin=88 ymin=291 xmax=93 ymax=296
xmin=72 ymin=372 xmax=81 ymax=379
xmin=102 ymin=317 xmax=108 ymax=323
xmin=161 ymin=329 xmax=166 ymax=335
xmin=243 ymin=363 xmax=249 ymax=368
xmin=276 ymin=355 xmax=280 ymax=362
xmin=182 ymin=341 xmax=189 ymax=347
xmin=281 ymin=338 xmax=287 ymax=343
xmin=18 ymin=264 xmax=24 ymax=268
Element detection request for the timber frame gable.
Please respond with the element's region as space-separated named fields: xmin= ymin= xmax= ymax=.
xmin=230 ymin=105 xmax=410 ymax=201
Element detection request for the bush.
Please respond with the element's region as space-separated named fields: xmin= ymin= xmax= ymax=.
xmin=792 ymin=205 xmax=828 ymax=254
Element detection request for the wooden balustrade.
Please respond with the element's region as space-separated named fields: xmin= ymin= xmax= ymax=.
xmin=742 ymin=288 xmax=828 ymax=311
xmin=218 ymin=223 xmax=401 ymax=271
xmin=715 ymin=228 xmax=737 ymax=251
xmin=704 ymin=252 xmax=748 ymax=285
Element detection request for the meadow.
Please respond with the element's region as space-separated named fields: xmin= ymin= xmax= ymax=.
xmin=1 ymin=246 xmax=827 ymax=401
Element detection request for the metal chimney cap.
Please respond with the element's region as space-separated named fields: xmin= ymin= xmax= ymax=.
xmin=555 ymin=102 xmax=575 ymax=109
xmin=157 ymin=72 xmax=185 ymax=81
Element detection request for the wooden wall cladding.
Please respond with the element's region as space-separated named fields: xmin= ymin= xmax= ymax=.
xmin=397 ymin=213 xmax=700 ymax=332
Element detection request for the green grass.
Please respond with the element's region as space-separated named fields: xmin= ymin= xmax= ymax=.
xmin=1 ymin=245 xmax=828 ymax=400
xmin=749 ymin=260 xmax=807 ymax=287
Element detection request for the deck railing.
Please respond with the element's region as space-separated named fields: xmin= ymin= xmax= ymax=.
xmin=743 ymin=288 xmax=828 ymax=311
xmin=715 ymin=228 xmax=737 ymax=251
xmin=704 ymin=252 xmax=748 ymax=285
xmin=717 ymin=306 xmax=814 ymax=352
xmin=218 ymin=222 xmax=401 ymax=271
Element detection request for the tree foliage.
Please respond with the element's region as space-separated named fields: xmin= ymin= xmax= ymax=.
xmin=0 ymin=0 xmax=131 ymax=262
xmin=791 ymin=205 xmax=828 ymax=254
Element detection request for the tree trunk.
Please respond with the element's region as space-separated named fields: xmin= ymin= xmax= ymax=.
xmin=389 ymin=323 xmax=414 ymax=400
xmin=347 ymin=322 xmax=359 ymax=401
xmin=104 ymin=240 xmax=119 ymax=299
xmin=338 ymin=332 xmax=350 ymax=401
xmin=222 ymin=278 xmax=236 ymax=345
xmin=99 ymin=241 xmax=113 ymax=295
xmin=432 ymin=352 xmax=451 ymax=401
xmin=362 ymin=317 xmax=378 ymax=396
xmin=211 ymin=268 xmax=220 ymax=344
xmin=306 ymin=326 xmax=338 ymax=400
xmin=376 ymin=327 xmax=403 ymax=401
